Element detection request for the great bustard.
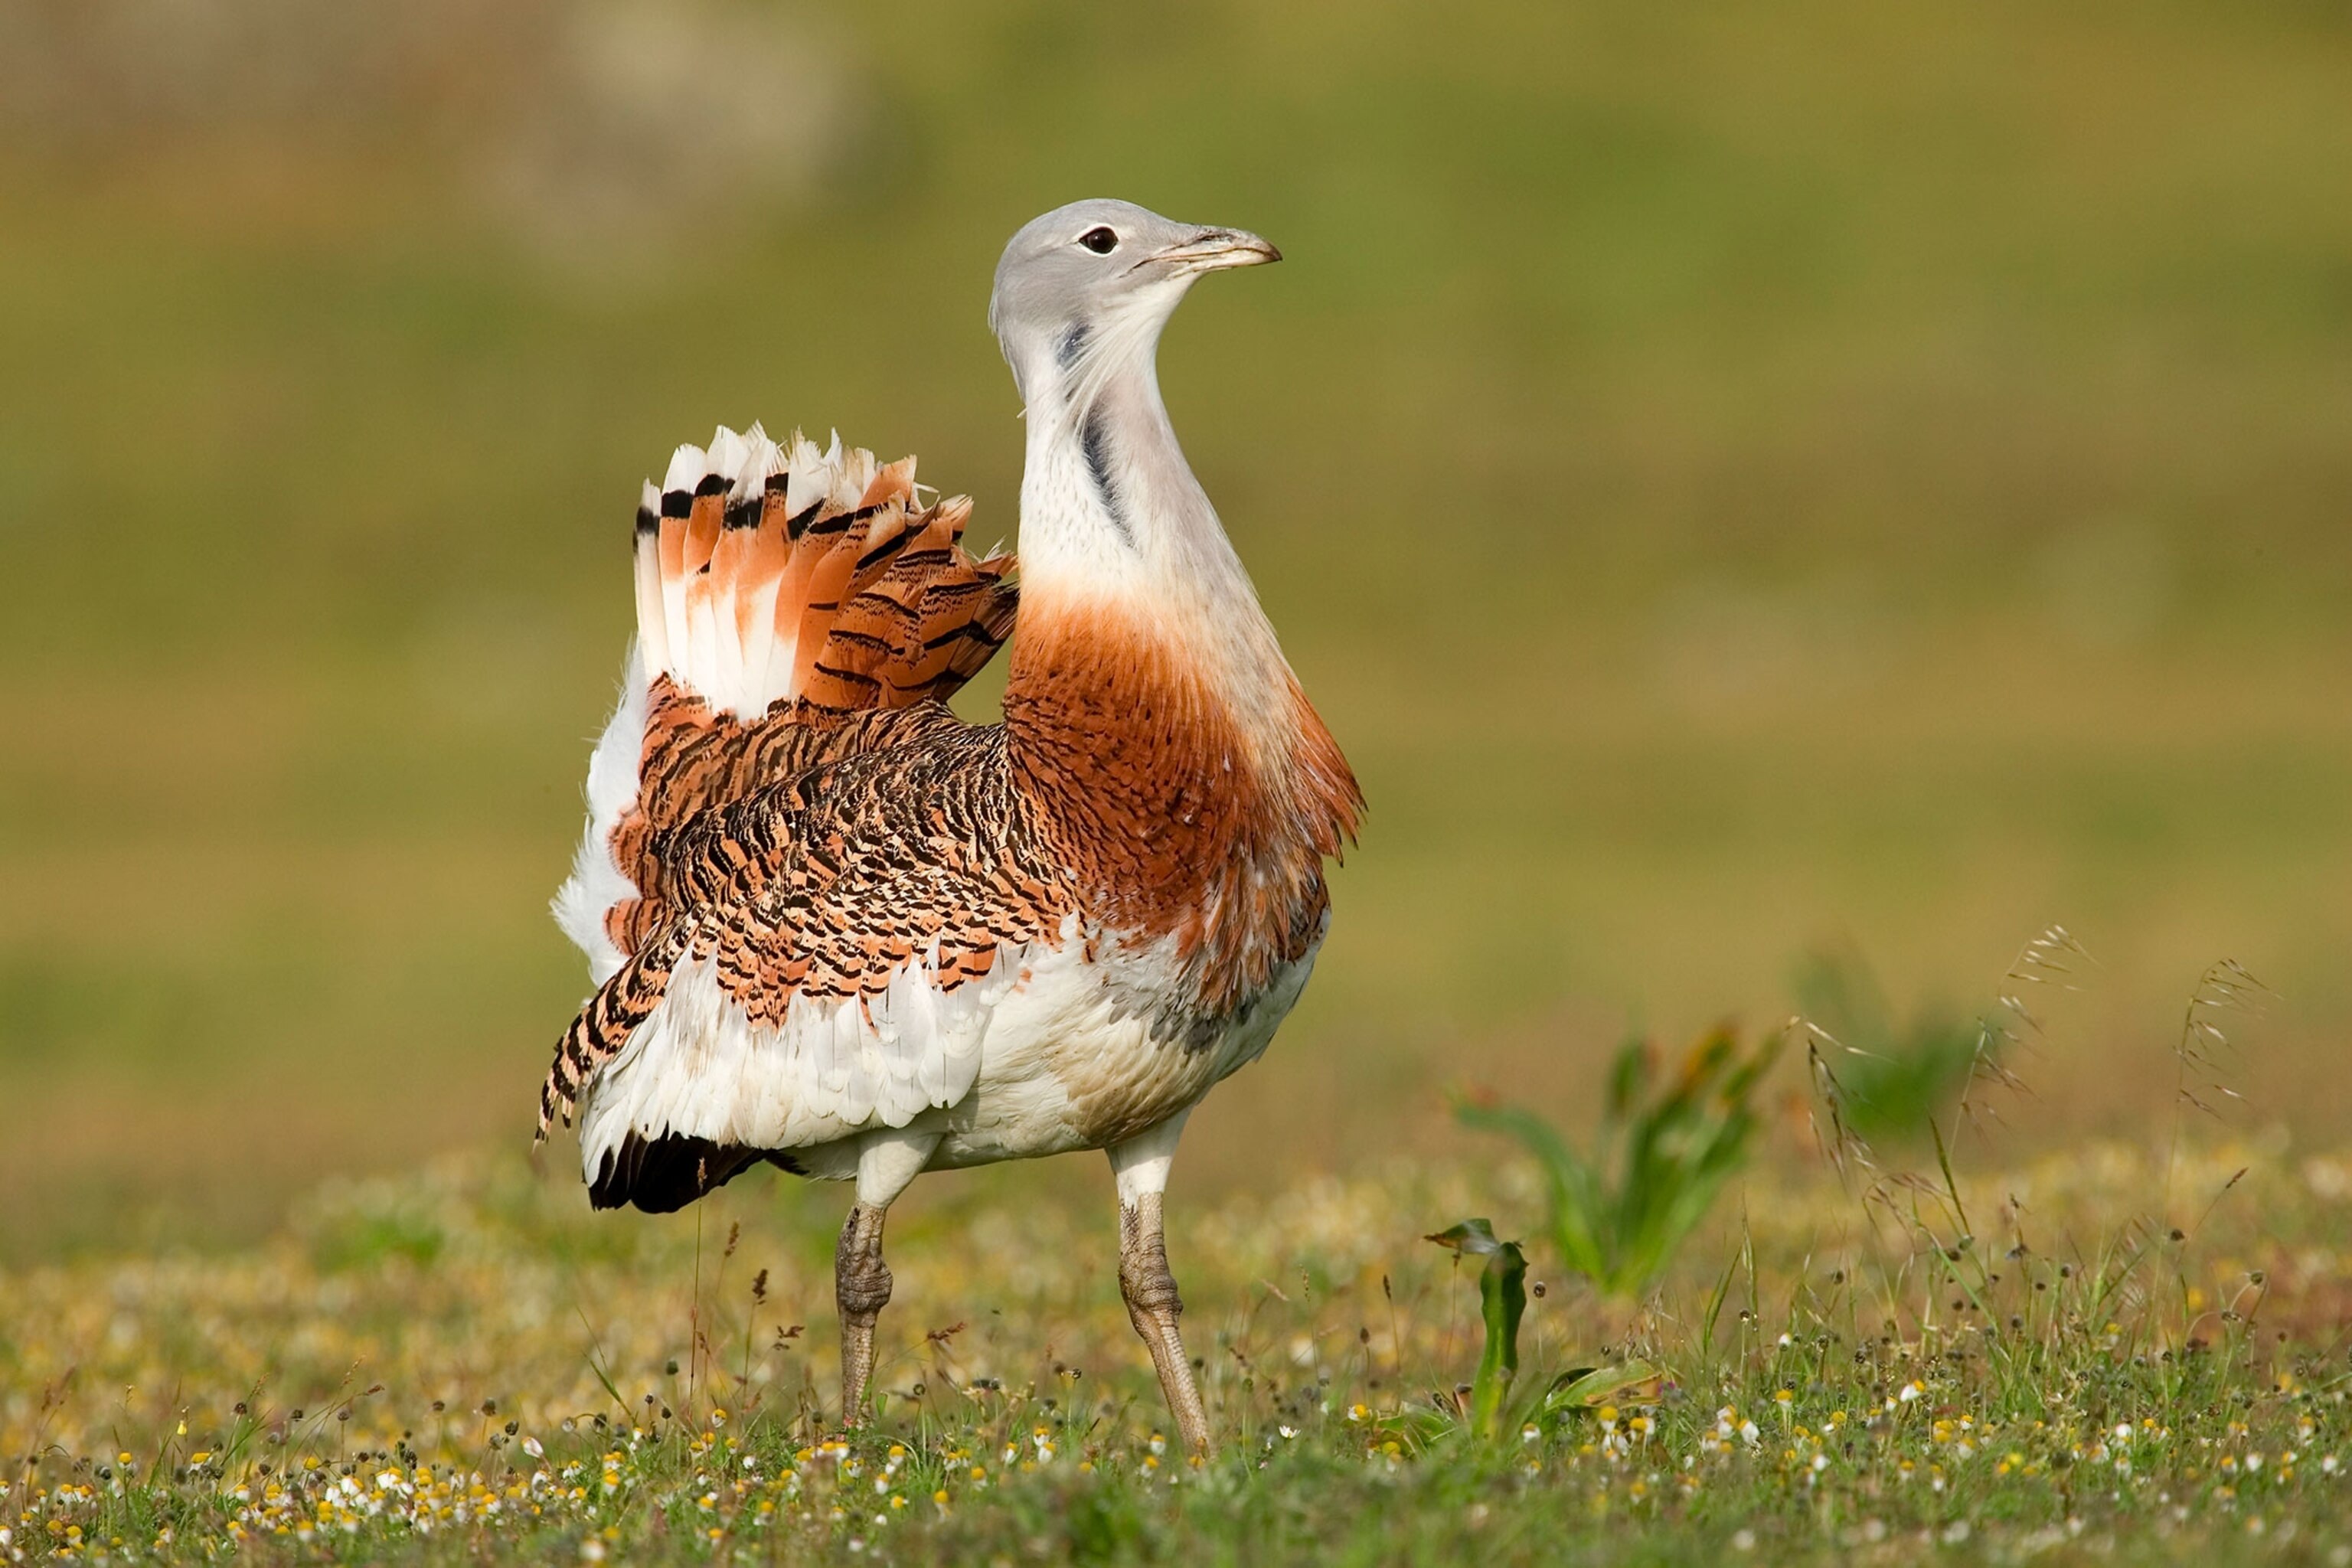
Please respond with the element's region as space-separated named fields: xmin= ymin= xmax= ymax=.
xmin=539 ymin=200 xmax=1361 ymax=1450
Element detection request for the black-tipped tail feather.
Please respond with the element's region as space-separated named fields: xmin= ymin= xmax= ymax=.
xmin=590 ymin=1132 xmax=805 ymax=1214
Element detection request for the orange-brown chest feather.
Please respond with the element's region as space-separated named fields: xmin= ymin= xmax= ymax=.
xmin=1002 ymin=597 xmax=1361 ymax=1014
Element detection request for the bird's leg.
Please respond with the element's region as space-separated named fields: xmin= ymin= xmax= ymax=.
xmin=836 ymin=1127 xmax=939 ymax=1429
xmin=1109 ymin=1112 xmax=1210 ymax=1453
xmin=1119 ymin=1191 xmax=1210 ymax=1452
xmin=833 ymin=1207 xmax=891 ymax=1427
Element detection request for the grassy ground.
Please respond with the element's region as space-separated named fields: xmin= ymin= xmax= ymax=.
xmin=6 ymin=1134 xmax=2350 ymax=1564
xmin=5 ymin=0 xmax=2351 ymax=1242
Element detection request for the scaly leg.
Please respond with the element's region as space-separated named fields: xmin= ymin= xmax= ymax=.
xmin=836 ymin=1127 xmax=939 ymax=1428
xmin=1109 ymin=1112 xmax=1210 ymax=1452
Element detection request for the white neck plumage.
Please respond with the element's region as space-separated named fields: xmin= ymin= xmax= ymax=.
xmin=1008 ymin=311 xmax=1288 ymax=699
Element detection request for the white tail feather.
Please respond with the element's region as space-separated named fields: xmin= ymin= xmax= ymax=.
xmin=633 ymin=423 xmax=909 ymax=720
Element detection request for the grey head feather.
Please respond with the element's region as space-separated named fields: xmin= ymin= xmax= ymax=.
xmin=991 ymin=199 xmax=1280 ymax=576
xmin=988 ymin=198 xmax=1279 ymax=423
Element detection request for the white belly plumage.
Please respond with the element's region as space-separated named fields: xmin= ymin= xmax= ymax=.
xmin=576 ymin=918 xmax=1321 ymax=1188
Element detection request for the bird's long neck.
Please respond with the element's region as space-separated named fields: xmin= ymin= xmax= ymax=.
xmin=1001 ymin=329 xmax=1359 ymax=987
xmin=1006 ymin=324 xmax=1297 ymax=779
xmin=1010 ymin=328 xmax=1282 ymax=684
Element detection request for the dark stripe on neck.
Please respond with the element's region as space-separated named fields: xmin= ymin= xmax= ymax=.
xmin=1078 ymin=406 xmax=1132 ymax=544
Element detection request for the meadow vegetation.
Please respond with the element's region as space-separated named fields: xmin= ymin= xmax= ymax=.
xmin=7 ymin=1129 xmax=2350 ymax=1563
xmin=5 ymin=0 xmax=2350 ymax=1236
xmin=1455 ymin=1025 xmax=1779 ymax=1300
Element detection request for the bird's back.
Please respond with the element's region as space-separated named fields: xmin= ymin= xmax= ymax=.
xmin=555 ymin=426 xmax=1016 ymax=969
xmin=544 ymin=428 xmax=1041 ymax=1207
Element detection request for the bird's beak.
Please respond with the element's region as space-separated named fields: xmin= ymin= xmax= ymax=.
xmin=1155 ymin=227 xmax=1282 ymax=273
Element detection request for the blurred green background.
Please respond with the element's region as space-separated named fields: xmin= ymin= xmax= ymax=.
xmin=3 ymin=0 xmax=2347 ymax=1252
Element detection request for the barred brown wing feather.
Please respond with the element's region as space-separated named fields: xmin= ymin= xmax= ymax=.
xmin=538 ymin=724 xmax=1074 ymax=1209
xmin=550 ymin=425 xmax=1019 ymax=986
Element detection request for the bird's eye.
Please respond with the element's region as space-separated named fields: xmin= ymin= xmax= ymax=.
xmin=1078 ymin=227 xmax=1119 ymax=254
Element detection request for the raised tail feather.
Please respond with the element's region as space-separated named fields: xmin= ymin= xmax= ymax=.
xmin=634 ymin=424 xmax=1016 ymax=721
xmin=544 ymin=426 xmax=1018 ymax=1135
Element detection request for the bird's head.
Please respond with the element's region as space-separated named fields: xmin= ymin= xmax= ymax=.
xmin=990 ymin=198 xmax=1279 ymax=414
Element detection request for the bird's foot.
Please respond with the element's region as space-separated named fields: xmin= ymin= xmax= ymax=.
xmin=1120 ymin=1194 xmax=1211 ymax=1452
xmin=836 ymin=1204 xmax=893 ymax=1426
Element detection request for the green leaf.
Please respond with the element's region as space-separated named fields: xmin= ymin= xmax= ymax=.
xmin=1544 ymin=1359 xmax=1667 ymax=1413
xmin=1454 ymin=1099 xmax=1608 ymax=1279
xmin=1454 ymin=1024 xmax=1780 ymax=1300
xmin=1428 ymin=1218 xmax=1530 ymax=1441
xmin=1606 ymin=1040 xmax=1648 ymax=1121
xmin=1470 ymin=1238 xmax=1527 ymax=1441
